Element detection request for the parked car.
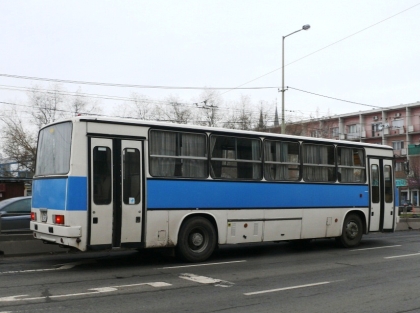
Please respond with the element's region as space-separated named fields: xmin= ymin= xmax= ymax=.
xmin=0 ymin=196 xmax=32 ymax=233
xmin=399 ymin=201 xmax=413 ymax=214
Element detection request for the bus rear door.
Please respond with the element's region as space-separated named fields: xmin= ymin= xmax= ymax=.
xmin=369 ymin=158 xmax=395 ymax=232
xmin=89 ymin=137 xmax=144 ymax=249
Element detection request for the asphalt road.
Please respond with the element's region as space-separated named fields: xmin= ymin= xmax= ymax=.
xmin=1 ymin=231 xmax=420 ymax=313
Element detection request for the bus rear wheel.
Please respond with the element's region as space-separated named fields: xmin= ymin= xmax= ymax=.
xmin=176 ymin=217 xmax=217 ymax=262
xmin=338 ymin=214 xmax=363 ymax=248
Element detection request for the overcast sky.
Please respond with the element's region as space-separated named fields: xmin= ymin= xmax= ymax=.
xmin=1 ymin=0 xmax=419 ymax=122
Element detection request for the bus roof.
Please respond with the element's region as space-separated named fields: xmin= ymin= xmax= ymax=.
xmin=43 ymin=115 xmax=393 ymax=150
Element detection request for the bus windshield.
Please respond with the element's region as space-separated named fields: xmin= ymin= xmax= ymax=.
xmin=35 ymin=122 xmax=72 ymax=176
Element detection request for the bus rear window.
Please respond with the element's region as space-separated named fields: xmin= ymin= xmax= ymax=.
xmin=35 ymin=122 xmax=72 ymax=176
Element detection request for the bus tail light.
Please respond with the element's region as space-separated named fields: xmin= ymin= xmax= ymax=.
xmin=54 ymin=215 xmax=65 ymax=225
xmin=31 ymin=212 xmax=36 ymax=221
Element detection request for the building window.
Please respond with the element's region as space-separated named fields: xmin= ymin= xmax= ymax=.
xmin=392 ymin=141 xmax=404 ymax=150
xmin=395 ymin=162 xmax=404 ymax=172
xmin=392 ymin=119 xmax=404 ymax=129
xmin=348 ymin=124 xmax=359 ymax=134
xmin=372 ymin=123 xmax=382 ymax=134
xmin=331 ymin=127 xmax=339 ymax=138
xmin=310 ymin=130 xmax=321 ymax=138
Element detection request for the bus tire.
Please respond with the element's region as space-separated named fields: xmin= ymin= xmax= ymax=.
xmin=338 ymin=214 xmax=363 ymax=248
xmin=176 ymin=217 xmax=217 ymax=262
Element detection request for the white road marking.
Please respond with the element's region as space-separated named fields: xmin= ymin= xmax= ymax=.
xmin=0 ymin=260 xmax=96 ymax=275
xmin=179 ymin=273 xmax=234 ymax=288
xmin=159 ymin=260 xmax=246 ymax=269
xmin=385 ymin=252 xmax=420 ymax=259
xmin=244 ymin=281 xmax=331 ymax=296
xmin=350 ymin=245 xmax=401 ymax=251
xmin=0 ymin=282 xmax=172 ymax=302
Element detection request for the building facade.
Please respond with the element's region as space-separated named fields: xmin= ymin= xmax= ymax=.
xmin=279 ymin=101 xmax=420 ymax=209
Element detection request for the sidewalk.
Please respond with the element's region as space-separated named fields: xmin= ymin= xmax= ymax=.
xmin=1 ymin=220 xmax=419 ymax=257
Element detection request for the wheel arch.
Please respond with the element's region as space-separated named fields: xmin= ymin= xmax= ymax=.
xmin=174 ymin=212 xmax=219 ymax=246
xmin=342 ymin=209 xmax=368 ymax=235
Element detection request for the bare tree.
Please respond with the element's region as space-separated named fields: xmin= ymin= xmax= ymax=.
xmin=1 ymin=113 xmax=37 ymax=174
xmin=194 ymin=89 xmax=223 ymax=127
xmin=224 ymin=95 xmax=254 ymax=130
xmin=28 ymin=84 xmax=66 ymax=129
xmin=116 ymin=92 xmax=160 ymax=120
xmin=160 ymin=95 xmax=193 ymax=124
xmin=1 ymin=84 xmax=100 ymax=176
xmin=71 ymin=87 xmax=101 ymax=116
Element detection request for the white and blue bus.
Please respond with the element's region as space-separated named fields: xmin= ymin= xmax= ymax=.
xmin=30 ymin=116 xmax=396 ymax=262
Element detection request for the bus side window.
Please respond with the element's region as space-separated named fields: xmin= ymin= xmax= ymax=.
xmin=123 ymin=148 xmax=141 ymax=204
xmin=93 ymin=146 xmax=112 ymax=205
xmin=210 ymin=135 xmax=262 ymax=180
xmin=371 ymin=164 xmax=379 ymax=203
xmin=264 ymin=140 xmax=300 ymax=181
xmin=302 ymin=144 xmax=335 ymax=182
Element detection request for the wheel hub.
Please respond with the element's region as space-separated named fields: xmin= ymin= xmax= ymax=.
xmin=346 ymin=221 xmax=359 ymax=239
xmin=191 ymin=232 xmax=204 ymax=247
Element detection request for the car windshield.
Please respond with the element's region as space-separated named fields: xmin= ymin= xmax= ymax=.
xmin=35 ymin=122 xmax=72 ymax=176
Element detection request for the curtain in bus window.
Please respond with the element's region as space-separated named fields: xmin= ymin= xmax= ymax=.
xmin=303 ymin=144 xmax=334 ymax=182
xmin=149 ymin=131 xmax=176 ymax=176
xmin=209 ymin=136 xmax=219 ymax=177
xmin=251 ymin=140 xmax=261 ymax=179
xmin=339 ymin=148 xmax=354 ymax=182
xmin=338 ymin=148 xmax=366 ymax=183
xmin=181 ymin=133 xmax=207 ymax=178
xmin=264 ymin=141 xmax=300 ymax=181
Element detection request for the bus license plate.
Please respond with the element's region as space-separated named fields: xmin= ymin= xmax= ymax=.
xmin=41 ymin=211 xmax=48 ymax=222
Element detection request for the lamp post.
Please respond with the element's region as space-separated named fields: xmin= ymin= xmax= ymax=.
xmin=281 ymin=24 xmax=310 ymax=134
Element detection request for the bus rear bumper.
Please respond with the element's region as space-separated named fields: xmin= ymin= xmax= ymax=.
xmin=30 ymin=222 xmax=83 ymax=250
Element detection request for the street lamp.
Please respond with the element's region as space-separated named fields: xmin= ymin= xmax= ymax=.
xmin=281 ymin=24 xmax=310 ymax=134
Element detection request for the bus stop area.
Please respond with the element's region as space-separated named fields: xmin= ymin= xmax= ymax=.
xmin=0 ymin=219 xmax=419 ymax=257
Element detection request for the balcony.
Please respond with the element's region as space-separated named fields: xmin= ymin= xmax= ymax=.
xmin=346 ymin=133 xmax=361 ymax=140
xmin=408 ymin=144 xmax=420 ymax=155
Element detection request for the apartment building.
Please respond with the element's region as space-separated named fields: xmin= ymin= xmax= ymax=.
xmin=278 ymin=101 xmax=420 ymax=208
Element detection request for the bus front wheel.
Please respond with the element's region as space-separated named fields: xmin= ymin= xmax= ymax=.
xmin=338 ymin=214 xmax=363 ymax=248
xmin=176 ymin=217 xmax=217 ymax=262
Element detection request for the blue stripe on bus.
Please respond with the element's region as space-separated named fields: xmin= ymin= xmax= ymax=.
xmin=32 ymin=177 xmax=87 ymax=211
xmin=146 ymin=179 xmax=369 ymax=209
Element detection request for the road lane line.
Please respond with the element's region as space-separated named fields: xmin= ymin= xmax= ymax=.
xmin=159 ymin=260 xmax=246 ymax=269
xmin=350 ymin=245 xmax=401 ymax=251
xmin=0 ymin=282 xmax=172 ymax=302
xmin=385 ymin=252 xmax=420 ymax=259
xmin=244 ymin=281 xmax=331 ymax=296
xmin=179 ymin=273 xmax=234 ymax=287
xmin=0 ymin=260 xmax=96 ymax=275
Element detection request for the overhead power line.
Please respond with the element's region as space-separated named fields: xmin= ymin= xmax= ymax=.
xmin=0 ymin=74 xmax=277 ymax=90
xmin=287 ymin=86 xmax=385 ymax=109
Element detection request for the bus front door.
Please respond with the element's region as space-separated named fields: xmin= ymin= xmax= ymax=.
xmin=369 ymin=158 xmax=395 ymax=232
xmin=89 ymin=138 xmax=144 ymax=248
